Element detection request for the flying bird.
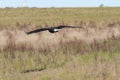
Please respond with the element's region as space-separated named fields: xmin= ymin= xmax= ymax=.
xmin=26 ymin=25 xmax=81 ymax=34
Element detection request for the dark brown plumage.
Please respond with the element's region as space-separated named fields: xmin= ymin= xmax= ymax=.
xmin=26 ymin=25 xmax=81 ymax=34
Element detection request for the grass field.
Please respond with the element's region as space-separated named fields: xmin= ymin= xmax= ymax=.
xmin=0 ymin=7 xmax=120 ymax=80
xmin=0 ymin=7 xmax=120 ymax=28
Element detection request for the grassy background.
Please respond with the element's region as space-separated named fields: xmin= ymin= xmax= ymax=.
xmin=0 ymin=7 xmax=120 ymax=28
xmin=0 ymin=7 xmax=120 ymax=80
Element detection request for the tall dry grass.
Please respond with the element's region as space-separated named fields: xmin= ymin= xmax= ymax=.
xmin=0 ymin=21 xmax=120 ymax=53
xmin=0 ymin=21 xmax=120 ymax=80
xmin=0 ymin=7 xmax=120 ymax=80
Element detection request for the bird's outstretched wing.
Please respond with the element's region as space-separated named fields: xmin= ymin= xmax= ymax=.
xmin=26 ymin=25 xmax=81 ymax=34
xmin=55 ymin=25 xmax=81 ymax=29
xmin=26 ymin=28 xmax=49 ymax=34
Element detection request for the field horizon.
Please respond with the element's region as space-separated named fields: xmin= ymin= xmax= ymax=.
xmin=0 ymin=7 xmax=120 ymax=28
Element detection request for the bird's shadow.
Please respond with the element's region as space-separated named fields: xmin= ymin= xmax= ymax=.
xmin=21 ymin=67 xmax=46 ymax=73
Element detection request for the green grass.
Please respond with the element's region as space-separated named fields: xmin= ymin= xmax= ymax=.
xmin=0 ymin=7 xmax=120 ymax=28
xmin=0 ymin=51 xmax=119 ymax=80
xmin=0 ymin=36 xmax=120 ymax=80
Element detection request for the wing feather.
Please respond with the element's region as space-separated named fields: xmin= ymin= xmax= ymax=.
xmin=26 ymin=28 xmax=49 ymax=34
xmin=56 ymin=25 xmax=81 ymax=29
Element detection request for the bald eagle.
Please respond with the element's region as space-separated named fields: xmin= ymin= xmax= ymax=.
xmin=26 ymin=25 xmax=81 ymax=34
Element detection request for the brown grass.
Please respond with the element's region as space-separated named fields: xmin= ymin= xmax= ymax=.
xmin=0 ymin=7 xmax=120 ymax=80
xmin=0 ymin=21 xmax=120 ymax=53
xmin=0 ymin=21 xmax=120 ymax=80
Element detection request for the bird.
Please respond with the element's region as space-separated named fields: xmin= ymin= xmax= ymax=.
xmin=26 ymin=25 xmax=81 ymax=34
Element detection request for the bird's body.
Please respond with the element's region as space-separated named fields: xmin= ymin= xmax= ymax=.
xmin=26 ymin=25 xmax=81 ymax=34
xmin=48 ymin=28 xmax=60 ymax=33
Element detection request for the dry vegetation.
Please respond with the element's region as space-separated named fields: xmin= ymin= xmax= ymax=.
xmin=0 ymin=21 xmax=120 ymax=52
xmin=0 ymin=7 xmax=120 ymax=28
xmin=0 ymin=7 xmax=120 ymax=80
